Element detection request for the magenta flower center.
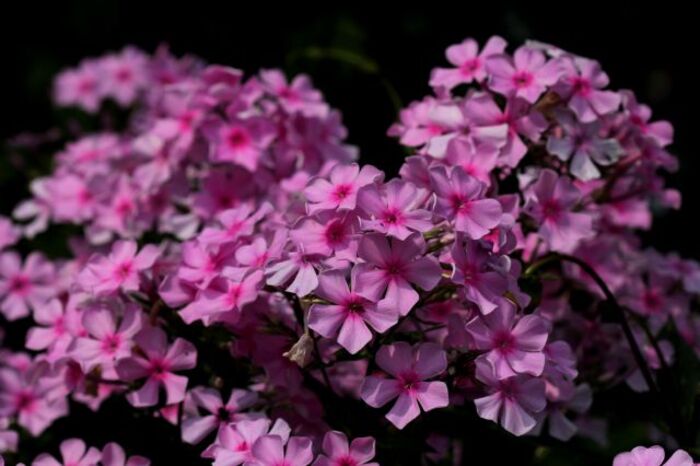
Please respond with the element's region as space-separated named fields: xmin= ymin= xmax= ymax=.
xmin=381 ymin=207 xmax=404 ymax=225
xmin=333 ymin=184 xmax=353 ymax=201
xmin=449 ymin=194 xmax=471 ymax=214
xmin=512 ymin=71 xmax=534 ymax=88
xmin=643 ymin=289 xmax=662 ymax=312
xmin=541 ymin=199 xmax=562 ymax=221
xmin=9 ymin=274 xmax=31 ymax=295
xmin=398 ymin=371 xmax=421 ymax=391
xmin=149 ymin=359 xmax=171 ymax=379
xmin=336 ymin=456 xmax=359 ymax=466
xmin=571 ymin=77 xmax=591 ymax=96
xmin=15 ymin=391 xmax=37 ymax=412
xmin=460 ymin=58 xmax=481 ymax=76
xmin=101 ymin=334 xmax=122 ymax=354
xmin=227 ymin=128 xmax=251 ymax=149
xmin=492 ymin=330 xmax=515 ymax=354
xmin=115 ymin=67 xmax=133 ymax=83
xmin=324 ymin=221 xmax=348 ymax=246
xmin=114 ymin=261 xmax=134 ymax=280
xmin=345 ymin=296 xmax=366 ymax=316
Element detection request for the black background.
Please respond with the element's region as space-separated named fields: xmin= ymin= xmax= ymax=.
xmin=1 ymin=2 xmax=696 ymax=464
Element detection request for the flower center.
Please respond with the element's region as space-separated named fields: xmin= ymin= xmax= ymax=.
xmin=512 ymin=71 xmax=533 ymax=88
xmin=9 ymin=275 xmax=31 ymax=294
xmin=333 ymin=184 xmax=353 ymax=201
xmin=460 ymin=58 xmax=481 ymax=76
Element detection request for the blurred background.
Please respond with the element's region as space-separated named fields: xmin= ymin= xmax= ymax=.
xmin=1 ymin=2 xmax=696 ymax=464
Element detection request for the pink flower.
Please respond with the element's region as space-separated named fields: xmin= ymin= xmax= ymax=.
xmin=304 ymin=163 xmax=382 ymax=214
xmin=313 ymin=431 xmax=378 ymax=466
xmin=0 ymin=362 xmax=68 ymax=436
xmin=0 ymin=252 xmax=56 ymax=321
xmin=0 ymin=217 xmax=20 ymax=251
xmin=430 ymin=36 xmax=507 ymax=90
xmin=613 ymin=446 xmax=694 ymax=466
xmin=212 ymin=118 xmax=275 ymax=172
xmin=31 ymin=438 xmax=101 ymax=466
xmin=523 ymin=169 xmax=594 ymax=253
xmin=101 ymin=442 xmax=150 ymax=466
xmin=79 ymin=241 xmax=160 ymax=296
xmin=290 ymin=212 xmax=359 ymax=261
xmin=388 ymin=97 xmax=463 ymax=148
xmin=462 ymin=93 xmax=547 ymax=167
xmin=179 ymin=269 xmax=263 ymax=325
xmin=101 ymin=47 xmax=149 ymax=106
xmin=357 ymin=179 xmax=433 ymax=240
xmin=546 ymin=111 xmax=624 ymax=180
xmin=181 ymin=386 xmax=258 ymax=444
xmin=486 ymin=46 xmax=562 ymax=103
xmin=450 ymin=237 xmax=507 ymax=314
xmin=473 ymin=359 xmax=546 ymax=436
xmin=361 ymin=342 xmax=449 ymax=429
xmin=198 ymin=203 xmax=272 ymax=245
xmin=308 ymin=267 xmax=397 ymax=354
xmin=555 ymin=57 xmax=621 ymax=123
xmin=260 ymin=69 xmax=329 ymax=117
xmin=250 ymin=435 xmax=314 ymax=466
xmin=466 ymin=298 xmax=549 ymax=378
xmin=430 ymin=166 xmax=502 ymax=239
xmin=115 ymin=327 xmax=197 ymax=407
xmin=53 ymin=59 xmax=104 ymax=112
xmin=443 ymin=137 xmax=499 ymax=185
xmin=71 ymin=304 xmax=143 ymax=375
xmin=25 ymin=298 xmax=82 ymax=363
xmin=203 ymin=418 xmax=291 ymax=466
xmin=355 ymin=233 xmax=442 ymax=316
xmin=621 ymin=91 xmax=674 ymax=148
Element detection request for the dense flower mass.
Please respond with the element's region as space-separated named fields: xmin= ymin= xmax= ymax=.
xmin=0 ymin=37 xmax=697 ymax=465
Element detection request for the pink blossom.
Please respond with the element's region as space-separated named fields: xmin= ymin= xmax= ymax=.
xmin=31 ymin=438 xmax=102 ymax=466
xmin=203 ymin=418 xmax=291 ymax=466
xmin=486 ymin=46 xmax=562 ymax=103
xmin=101 ymin=47 xmax=149 ymax=106
xmin=181 ymin=386 xmax=258 ymax=444
xmin=355 ymin=233 xmax=442 ymax=316
xmin=308 ymin=267 xmax=397 ymax=354
xmin=212 ymin=118 xmax=275 ymax=171
xmin=388 ymin=97 xmax=463 ymax=148
xmin=613 ymin=446 xmax=694 ymax=466
xmin=260 ymin=69 xmax=329 ymax=117
xmin=290 ymin=212 xmax=359 ymax=262
xmin=115 ymin=327 xmax=197 ymax=407
xmin=621 ymin=91 xmax=674 ymax=148
xmin=313 ymin=431 xmax=378 ymax=466
xmin=430 ymin=36 xmax=507 ymax=90
xmin=429 ymin=166 xmax=502 ymax=239
xmin=179 ymin=270 xmax=263 ymax=325
xmin=79 ymin=241 xmax=160 ymax=296
xmin=250 ymin=435 xmax=314 ymax=466
xmin=101 ymin=442 xmax=150 ymax=466
xmin=555 ymin=57 xmax=621 ymax=123
xmin=53 ymin=59 xmax=104 ymax=112
xmin=198 ymin=203 xmax=271 ymax=245
xmin=25 ymin=299 xmax=82 ymax=363
xmin=0 ymin=217 xmax=20 ymax=251
xmin=523 ymin=169 xmax=594 ymax=252
xmin=361 ymin=342 xmax=448 ymax=429
xmin=357 ymin=179 xmax=433 ymax=240
xmin=473 ymin=359 xmax=546 ymax=436
xmin=450 ymin=237 xmax=507 ymax=314
xmin=0 ymin=252 xmax=56 ymax=321
xmin=304 ymin=163 xmax=383 ymax=214
xmin=466 ymin=298 xmax=549 ymax=378
xmin=443 ymin=137 xmax=499 ymax=185
xmin=71 ymin=304 xmax=143 ymax=374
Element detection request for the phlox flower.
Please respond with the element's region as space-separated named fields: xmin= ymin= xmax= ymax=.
xmin=361 ymin=342 xmax=449 ymax=429
xmin=387 ymin=97 xmax=463 ymax=148
xmin=357 ymin=179 xmax=433 ymax=240
xmin=100 ymin=47 xmax=149 ymax=106
xmin=486 ymin=46 xmax=562 ymax=103
xmin=466 ymin=298 xmax=549 ymax=378
xmin=53 ymin=59 xmax=104 ymax=112
xmin=555 ymin=57 xmax=621 ymax=123
xmin=101 ymin=442 xmax=150 ymax=466
xmin=308 ymin=267 xmax=397 ymax=354
xmin=181 ymin=386 xmax=258 ymax=444
xmin=473 ymin=359 xmax=546 ymax=436
xmin=115 ymin=327 xmax=197 ymax=407
xmin=177 ymin=240 xmax=238 ymax=289
xmin=212 ymin=118 xmax=276 ymax=172
xmin=25 ymin=299 xmax=82 ymax=364
xmin=620 ymin=90 xmax=673 ymax=148
xmin=313 ymin=431 xmax=378 ymax=466
xmin=304 ymin=163 xmax=383 ymax=214
xmin=260 ymin=69 xmax=329 ymax=117
xmin=0 ymin=217 xmax=20 ymax=251
xmin=443 ymin=137 xmax=499 ymax=185
xmin=250 ymin=435 xmax=314 ymax=466
xmin=429 ymin=36 xmax=507 ymax=90
xmin=198 ymin=203 xmax=272 ymax=245
xmin=354 ymin=233 xmax=442 ymax=316
xmin=31 ymin=438 xmax=101 ymax=466
xmin=523 ymin=169 xmax=594 ymax=253
xmin=0 ymin=251 xmax=56 ymax=321
xmin=79 ymin=241 xmax=160 ymax=296
xmin=290 ymin=212 xmax=360 ymax=262
xmin=203 ymin=418 xmax=291 ymax=466
xmin=429 ymin=165 xmax=502 ymax=239
xmin=449 ymin=237 xmax=508 ymax=314
xmin=613 ymin=446 xmax=694 ymax=466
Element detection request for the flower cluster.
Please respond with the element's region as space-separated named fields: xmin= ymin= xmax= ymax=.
xmin=1 ymin=37 xmax=698 ymax=465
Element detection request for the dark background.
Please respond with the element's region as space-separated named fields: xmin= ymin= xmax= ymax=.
xmin=1 ymin=2 xmax=696 ymax=464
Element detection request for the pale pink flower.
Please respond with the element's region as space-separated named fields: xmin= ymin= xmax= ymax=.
xmin=308 ymin=267 xmax=396 ymax=354
xmin=79 ymin=241 xmax=160 ymax=296
xmin=101 ymin=442 xmax=150 ymax=466
xmin=250 ymin=435 xmax=314 ymax=466
xmin=0 ymin=252 xmax=56 ymax=321
xmin=613 ymin=446 xmax=694 ymax=466
xmin=473 ymin=359 xmax=546 ymax=436
xmin=181 ymin=387 xmax=258 ymax=444
xmin=31 ymin=438 xmax=101 ymax=466
xmin=304 ymin=163 xmax=382 ymax=213
xmin=212 ymin=118 xmax=275 ymax=172
xmin=361 ymin=342 xmax=449 ymax=429
xmin=430 ymin=36 xmax=507 ymax=90
xmin=354 ymin=233 xmax=442 ymax=316
xmin=203 ymin=418 xmax=291 ymax=466
xmin=555 ymin=57 xmax=621 ymax=123
xmin=115 ymin=327 xmax=197 ymax=407
xmin=430 ymin=165 xmax=502 ymax=239
xmin=450 ymin=237 xmax=508 ymax=314
xmin=313 ymin=431 xmax=378 ymax=466
xmin=486 ymin=46 xmax=562 ymax=103
xmin=260 ymin=69 xmax=329 ymax=117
